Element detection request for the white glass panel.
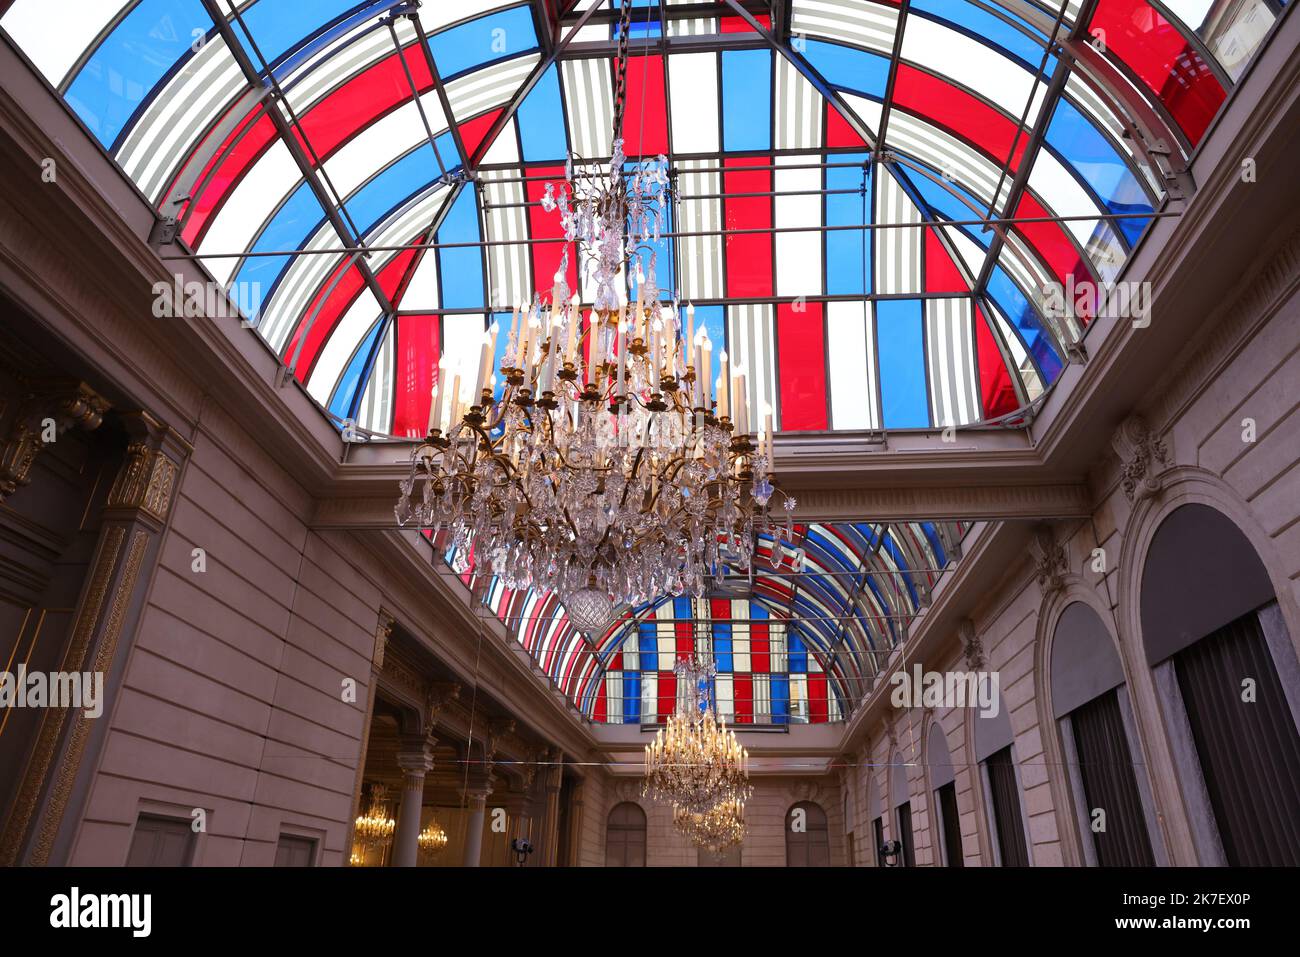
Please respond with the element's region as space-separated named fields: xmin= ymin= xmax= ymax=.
xmin=199 ymin=141 xmax=303 ymax=287
xmin=668 ymin=53 xmax=719 ymax=153
xmin=306 ymin=288 xmax=381 ymax=404
xmin=826 ymin=301 xmax=877 ymax=430
xmin=775 ymin=157 xmax=823 ymax=297
xmin=1 ymin=0 xmax=130 ymax=87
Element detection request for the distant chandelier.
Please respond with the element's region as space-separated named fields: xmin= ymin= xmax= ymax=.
xmin=353 ymin=783 xmax=395 ymax=851
xmin=417 ymin=819 xmax=448 ymax=861
xmin=674 ymin=796 xmax=746 ymax=854
xmin=643 ymin=657 xmax=751 ymax=814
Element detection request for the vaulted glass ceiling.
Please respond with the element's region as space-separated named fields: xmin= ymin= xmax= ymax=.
xmin=458 ymin=520 xmax=970 ymax=723
xmin=3 ymin=0 xmax=1283 ymax=440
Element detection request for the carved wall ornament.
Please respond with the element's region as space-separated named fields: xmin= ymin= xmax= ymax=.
xmin=1111 ymin=414 xmax=1170 ymax=503
xmin=0 ymin=379 xmax=110 ymax=502
xmin=1028 ymin=524 xmax=1068 ymax=596
xmin=424 ymin=681 xmax=461 ymax=730
xmin=958 ymin=618 xmax=984 ymax=670
xmin=107 ymin=441 xmax=179 ymax=520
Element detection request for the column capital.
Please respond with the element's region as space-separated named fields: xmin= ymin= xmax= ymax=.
xmin=0 ymin=378 xmax=110 ymax=503
xmin=1111 ymin=413 xmax=1170 ymax=503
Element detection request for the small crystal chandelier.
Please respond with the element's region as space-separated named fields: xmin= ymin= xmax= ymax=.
xmin=643 ymin=657 xmax=751 ymax=813
xmin=674 ymin=795 xmax=746 ymax=854
xmin=353 ymin=783 xmax=396 ymax=851
xmin=417 ymin=819 xmax=448 ymax=862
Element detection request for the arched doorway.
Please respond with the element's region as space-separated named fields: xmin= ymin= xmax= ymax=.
xmin=1050 ymin=601 xmax=1158 ymax=865
xmin=605 ymin=803 xmax=646 ymax=867
xmin=1140 ymin=504 xmax=1300 ymax=865
xmin=785 ymin=801 xmax=830 ymax=866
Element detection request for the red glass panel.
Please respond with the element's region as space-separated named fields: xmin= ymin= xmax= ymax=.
xmin=723 ymin=157 xmax=772 ymax=297
xmin=825 ymin=102 xmax=868 ymax=148
xmin=974 ymin=304 xmax=1019 ymax=419
xmin=751 ymin=617 xmax=769 ymax=673
xmin=525 ymin=165 xmax=578 ymax=302
xmin=776 ymin=301 xmax=828 ymax=431
xmin=458 ymin=107 xmax=504 ymax=165
xmin=619 ymin=55 xmax=668 ymax=156
xmin=733 ymin=674 xmax=753 ymax=723
xmin=1089 ymin=0 xmax=1225 ymax=145
xmin=809 ymin=673 xmax=829 ymax=723
xmin=657 ymin=672 xmax=675 ymax=724
xmin=181 ymin=109 xmax=276 ymax=247
xmin=287 ymin=259 xmax=366 ymax=381
xmin=893 ymin=64 xmax=1027 ymax=169
xmin=392 ymin=312 xmax=440 ymax=439
xmin=1013 ymin=192 xmax=1096 ymax=322
xmin=925 ymin=228 xmax=968 ymax=292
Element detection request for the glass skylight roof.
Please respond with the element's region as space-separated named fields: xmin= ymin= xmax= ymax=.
xmin=1 ymin=0 xmax=1283 ymax=438
xmin=458 ymin=520 xmax=970 ymax=723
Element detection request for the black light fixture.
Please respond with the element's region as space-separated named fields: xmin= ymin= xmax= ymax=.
xmin=879 ymin=838 xmax=902 ymax=867
xmin=511 ymin=838 xmax=534 ymax=866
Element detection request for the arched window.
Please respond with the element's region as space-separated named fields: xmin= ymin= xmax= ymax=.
xmin=927 ymin=723 xmax=962 ymax=867
xmin=975 ymin=706 xmax=1030 ymax=866
xmin=605 ymin=803 xmax=646 ymax=867
xmin=888 ymin=751 xmax=915 ymax=867
xmin=1141 ymin=504 xmax=1300 ymax=865
xmin=785 ymin=801 xmax=830 ymax=866
xmin=1051 ymin=601 xmax=1157 ymax=866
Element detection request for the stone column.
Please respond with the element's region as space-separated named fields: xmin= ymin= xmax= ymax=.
xmin=392 ymin=737 xmax=435 ymax=867
xmin=461 ymin=776 xmax=494 ymax=868
xmin=538 ymin=751 xmax=564 ymax=867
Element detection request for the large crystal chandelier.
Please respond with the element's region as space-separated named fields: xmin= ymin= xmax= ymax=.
xmin=674 ymin=796 xmax=746 ymax=854
xmin=643 ymin=657 xmax=751 ymax=814
xmin=394 ymin=0 xmax=782 ymax=617
xmin=353 ymin=783 xmax=395 ymax=851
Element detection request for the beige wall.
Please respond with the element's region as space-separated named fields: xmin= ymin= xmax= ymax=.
xmin=66 ymin=401 xmax=383 ymax=866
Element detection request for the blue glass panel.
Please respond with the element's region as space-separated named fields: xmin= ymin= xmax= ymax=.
xmin=1045 ymin=98 xmax=1153 ymax=247
xmin=920 ymin=521 xmax=947 ymax=566
xmin=801 ymin=40 xmax=889 ymax=98
xmin=65 ymin=0 xmax=210 ymax=148
xmin=436 ymin=186 xmax=485 ymax=308
xmin=688 ymin=304 xmax=725 ymax=388
xmin=865 ymin=577 xmax=898 ymax=645
xmin=875 ymin=299 xmax=930 ymax=428
xmin=789 ymin=632 xmax=808 ymax=673
xmin=881 ymin=534 xmax=919 ymax=606
xmin=826 ymin=154 xmax=871 ymax=294
xmin=713 ymin=616 xmax=733 ymax=673
xmin=722 ymin=49 xmax=772 ymax=151
xmin=903 ymin=160 xmax=994 ymax=248
xmin=909 ymin=0 xmax=1052 ymax=70
xmin=346 ymin=144 xmax=437 ymax=234
xmin=623 ymin=674 xmax=640 ymax=723
xmin=233 ymin=179 xmax=325 ymax=322
xmin=673 ymin=596 xmax=694 ymax=620
xmin=985 ymin=267 xmax=1063 ymax=383
xmin=770 ymin=675 xmax=790 ymax=724
xmin=490 ymin=311 xmax=512 ymax=401
xmin=241 ymin=0 xmax=393 ymax=74
xmin=426 ymin=5 xmax=538 ymax=79
xmin=625 ymin=162 xmax=674 ymax=294
xmin=639 ymin=619 xmax=658 ymax=671
xmin=517 ymin=65 xmax=568 ymax=161
xmin=328 ymin=317 xmax=385 ymax=420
